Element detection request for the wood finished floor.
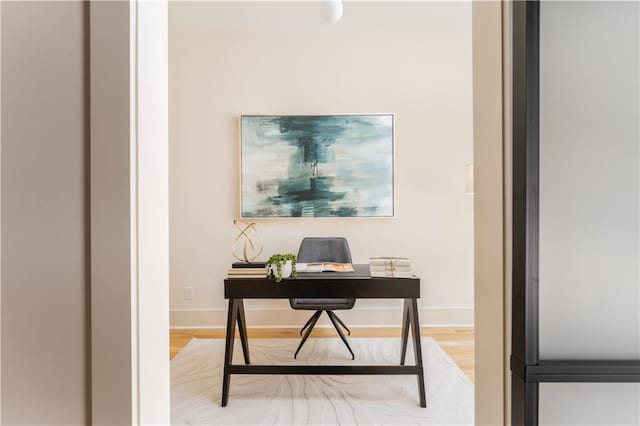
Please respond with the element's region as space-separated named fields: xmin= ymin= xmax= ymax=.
xmin=170 ymin=327 xmax=475 ymax=382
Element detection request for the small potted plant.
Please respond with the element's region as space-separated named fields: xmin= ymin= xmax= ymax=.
xmin=267 ymin=253 xmax=297 ymax=283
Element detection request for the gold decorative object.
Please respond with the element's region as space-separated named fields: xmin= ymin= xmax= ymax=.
xmin=232 ymin=219 xmax=264 ymax=263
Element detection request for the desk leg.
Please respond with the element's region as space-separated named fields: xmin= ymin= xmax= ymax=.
xmin=221 ymin=299 xmax=238 ymax=407
xmin=410 ymin=298 xmax=427 ymax=408
xmin=236 ymin=299 xmax=250 ymax=364
xmin=400 ymin=299 xmax=410 ymax=366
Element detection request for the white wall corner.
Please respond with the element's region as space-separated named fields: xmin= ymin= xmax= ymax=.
xmin=135 ymin=0 xmax=170 ymax=424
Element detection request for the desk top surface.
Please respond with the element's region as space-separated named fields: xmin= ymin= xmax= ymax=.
xmin=224 ymin=264 xmax=420 ymax=299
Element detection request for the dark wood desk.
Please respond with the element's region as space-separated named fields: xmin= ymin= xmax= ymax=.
xmin=222 ymin=264 xmax=426 ymax=407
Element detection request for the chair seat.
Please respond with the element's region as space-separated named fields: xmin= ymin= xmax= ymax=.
xmin=290 ymin=298 xmax=355 ymax=311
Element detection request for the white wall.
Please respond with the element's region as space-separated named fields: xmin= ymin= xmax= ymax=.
xmin=169 ymin=1 xmax=474 ymax=328
xmin=539 ymin=1 xmax=639 ymax=424
xmin=136 ymin=1 xmax=170 ymax=423
xmin=1 ymin=2 xmax=89 ymax=424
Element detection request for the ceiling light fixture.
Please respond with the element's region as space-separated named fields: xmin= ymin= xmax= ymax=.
xmin=321 ymin=0 xmax=343 ymax=24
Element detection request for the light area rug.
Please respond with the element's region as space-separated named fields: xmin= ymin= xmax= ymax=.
xmin=171 ymin=337 xmax=473 ymax=425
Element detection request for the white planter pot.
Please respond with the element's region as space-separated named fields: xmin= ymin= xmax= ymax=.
xmin=270 ymin=260 xmax=292 ymax=280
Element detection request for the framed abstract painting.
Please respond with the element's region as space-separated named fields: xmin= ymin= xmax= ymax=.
xmin=240 ymin=114 xmax=394 ymax=218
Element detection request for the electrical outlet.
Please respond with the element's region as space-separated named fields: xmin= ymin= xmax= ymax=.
xmin=184 ymin=286 xmax=194 ymax=301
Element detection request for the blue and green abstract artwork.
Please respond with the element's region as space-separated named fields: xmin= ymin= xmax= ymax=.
xmin=240 ymin=114 xmax=394 ymax=218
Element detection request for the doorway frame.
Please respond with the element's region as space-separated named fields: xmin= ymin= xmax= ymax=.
xmin=100 ymin=0 xmax=509 ymax=424
xmin=86 ymin=0 xmax=508 ymax=424
xmin=89 ymin=1 xmax=169 ymax=424
xmin=0 ymin=1 xmax=508 ymax=423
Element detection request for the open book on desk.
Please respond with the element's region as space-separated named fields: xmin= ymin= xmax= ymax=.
xmin=297 ymin=262 xmax=355 ymax=273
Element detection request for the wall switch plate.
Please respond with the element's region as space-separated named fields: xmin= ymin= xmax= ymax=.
xmin=184 ymin=286 xmax=194 ymax=301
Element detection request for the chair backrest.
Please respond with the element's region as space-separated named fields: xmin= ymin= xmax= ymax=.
xmin=297 ymin=237 xmax=352 ymax=263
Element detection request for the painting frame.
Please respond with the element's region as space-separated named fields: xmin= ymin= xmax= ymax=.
xmin=239 ymin=113 xmax=395 ymax=219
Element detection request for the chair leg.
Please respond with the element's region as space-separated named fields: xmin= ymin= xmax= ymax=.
xmin=329 ymin=311 xmax=351 ymax=335
xmin=300 ymin=310 xmax=321 ymax=336
xmin=326 ymin=311 xmax=355 ymax=360
xmin=294 ymin=310 xmax=322 ymax=359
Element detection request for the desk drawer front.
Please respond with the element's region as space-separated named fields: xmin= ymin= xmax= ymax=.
xmin=224 ymin=278 xmax=420 ymax=299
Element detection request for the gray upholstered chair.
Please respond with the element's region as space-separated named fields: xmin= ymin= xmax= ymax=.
xmin=290 ymin=237 xmax=356 ymax=359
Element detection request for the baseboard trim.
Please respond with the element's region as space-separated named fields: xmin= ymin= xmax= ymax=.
xmin=170 ymin=306 xmax=474 ymax=328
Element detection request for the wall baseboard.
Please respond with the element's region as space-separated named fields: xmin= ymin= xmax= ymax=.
xmin=170 ymin=306 xmax=474 ymax=328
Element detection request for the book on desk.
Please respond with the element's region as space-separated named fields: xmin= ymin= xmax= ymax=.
xmin=228 ymin=262 xmax=268 ymax=278
xmin=369 ymin=256 xmax=415 ymax=278
xmin=297 ymin=262 xmax=354 ymax=273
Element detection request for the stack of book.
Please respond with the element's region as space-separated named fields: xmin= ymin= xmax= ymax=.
xmin=369 ymin=257 xmax=414 ymax=278
xmin=227 ymin=262 xmax=268 ymax=279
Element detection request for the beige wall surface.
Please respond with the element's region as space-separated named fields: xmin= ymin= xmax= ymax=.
xmin=1 ymin=2 xmax=89 ymax=424
xmin=169 ymin=1 xmax=474 ymax=328
xmin=1 ymin=1 xmax=4 ymax=419
xmin=502 ymin=0 xmax=513 ymax=423
xmin=89 ymin=2 xmax=133 ymax=424
xmin=472 ymin=1 xmax=505 ymax=424
xmin=90 ymin=2 xmax=171 ymax=423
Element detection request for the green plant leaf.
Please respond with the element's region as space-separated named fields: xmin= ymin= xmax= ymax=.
xmin=267 ymin=253 xmax=297 ymax=283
